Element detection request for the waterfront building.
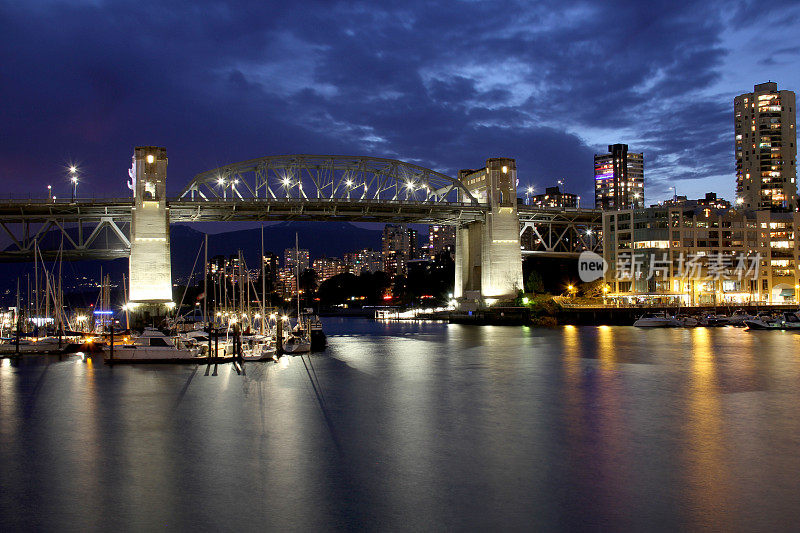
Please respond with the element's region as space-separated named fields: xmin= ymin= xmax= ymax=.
xmin=594 ymin=144 xmax=645 ymax=210
xmin=603 ymin=206 xmax=800 ymax=305
xmin=529 ymin=186 xmax=580 ymax=209
xmin=735 ymin=82 xmax=797 ymax=211
xmin=428 ymin=225 xmax=456 ymax=261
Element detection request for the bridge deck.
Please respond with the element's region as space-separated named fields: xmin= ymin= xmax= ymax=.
xmin=0 ymin=198 xmax=603 ymax=261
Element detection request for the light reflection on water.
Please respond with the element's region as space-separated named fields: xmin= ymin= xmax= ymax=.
xmin=2 ymin=320 xmax=800 ymax=530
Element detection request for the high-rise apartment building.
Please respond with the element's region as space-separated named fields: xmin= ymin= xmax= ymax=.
xmin=344 ymin=249 xmax=384 ymax=275
xmin=735 ymin=82 xmax=797 ymax=211
xmin=594 ymin=144 xmax=644 ymax=210
xmin=428 ymin=225 xmax=456 ymax=260
xmin=283 ymin=248 xmax=310 ymax=273
xmin=408 ymin=228 xmax=420 ymax=260
xmin=382 ymin=224 xmax=412 ymax=278
xmin=312 ymin=257 xmax=346 ymax=282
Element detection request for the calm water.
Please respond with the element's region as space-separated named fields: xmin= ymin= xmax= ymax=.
xmin=2 ymin=319 xmax=800 ymax=531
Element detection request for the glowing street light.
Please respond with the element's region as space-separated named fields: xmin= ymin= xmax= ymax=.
xmin=69 ymin=166 xmax=78 ymax=201
xmin=47 ymin=184 xmax=52 ymax=202
xmin=525 ymin=185 xmax=535 ymax=205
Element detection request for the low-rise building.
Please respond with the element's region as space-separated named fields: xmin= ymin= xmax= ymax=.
xmin=655 ymin=192 xmax=732 ymax=210
xmin=528 ymin=186 xmax=580 ymax=209
xmin=603 ymin=206 xmax=800 ymax=305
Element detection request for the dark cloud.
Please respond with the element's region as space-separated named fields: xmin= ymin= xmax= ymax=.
xmin=1 ymin=0 xmax=798 ymax=204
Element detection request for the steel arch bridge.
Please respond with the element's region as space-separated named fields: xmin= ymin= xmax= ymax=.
xmin=0 ymin=153 xmax=602 ymax=262
xmin=179 ymin=154 xmax=479 ymax=205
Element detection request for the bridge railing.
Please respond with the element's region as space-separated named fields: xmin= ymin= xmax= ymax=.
xmin=0 ymin=197 xmax=133 ymax=204
xmin=169 ymin=196 xmax=484 ymax=208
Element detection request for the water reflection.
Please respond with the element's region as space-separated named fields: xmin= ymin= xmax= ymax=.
xmin=2 ymin=321 xmax=800 ymax=530
xmin=683 ymin=328 xmax=731 ymax=530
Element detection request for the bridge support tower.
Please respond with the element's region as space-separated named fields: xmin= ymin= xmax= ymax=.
xmin=128 ymin=146 xmax=173 ymax=311
xmin=454 ymin=157 xmax=523 ymax=305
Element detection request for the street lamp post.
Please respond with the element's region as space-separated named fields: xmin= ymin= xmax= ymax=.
xmin=69 ymin=166 xmax=78 ymax=201
xmin=47 ymin=185 xmax=51 ymax=202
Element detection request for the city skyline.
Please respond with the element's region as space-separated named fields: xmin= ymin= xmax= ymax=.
xmin=2 ymin=1 xmax=799 ymax=206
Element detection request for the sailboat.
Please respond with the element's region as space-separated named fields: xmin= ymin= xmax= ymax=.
xmin=282 ymin=233 xmax=311 ymax=354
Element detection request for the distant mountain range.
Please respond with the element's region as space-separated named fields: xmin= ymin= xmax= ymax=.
xmin=0 ymin=221 xmax=396 ymax=301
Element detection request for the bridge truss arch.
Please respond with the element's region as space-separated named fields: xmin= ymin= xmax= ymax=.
xmin=179 ymin=154 xmax=478 ymax=205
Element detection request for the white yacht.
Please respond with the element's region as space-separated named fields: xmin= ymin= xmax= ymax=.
xmin=104 ymin=328 xmax=201 ymax=363
xmin=241 ymin=335 xmax=277 ymax=361
xmin=0 ymin=336 xmax=68 ymax=354
xmin=633 ymin=312 xmax=681 ymax=328
xmin=282 ymin=325 xmax=311 ymax=354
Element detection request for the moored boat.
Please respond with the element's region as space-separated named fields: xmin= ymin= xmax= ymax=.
xmin=745 ymin=314 xmax=781 ymax=330
xmin=633 ymin=312 xmax=681 ymax=327
xmin=283 ymin=325 xmax=311 ymax=354
xmin=727 ymin=310 xmax=755 ymax=326
xmin=104 ymin=328 xmax=201 ymax=363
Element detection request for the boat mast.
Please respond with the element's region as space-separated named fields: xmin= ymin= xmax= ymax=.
xmin=16 ymin=278 xmax=20 ymax=335
xmin=295 ymin=232 xmax=300 ymax=328
xmin=204 ymin=233 xmax=208 ymax=326
xmin=34 ymin=240 xmax=39 ymax=331
xmin=26 ymin=274 xmax=30 ymax=334
xmin=261 ymin=225 xmax=265 ymax=335
xmin=122 ymin=273 xmax=129 ymax=330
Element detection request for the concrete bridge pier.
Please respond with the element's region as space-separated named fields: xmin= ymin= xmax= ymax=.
xmin=128 ymin=146 xmax=173 ymax=315
xmin=454 ymin=158 xmax=524 ymax=307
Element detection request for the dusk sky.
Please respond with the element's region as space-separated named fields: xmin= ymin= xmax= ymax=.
xmin=2 ymin=0 xmax=800 ymax=205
